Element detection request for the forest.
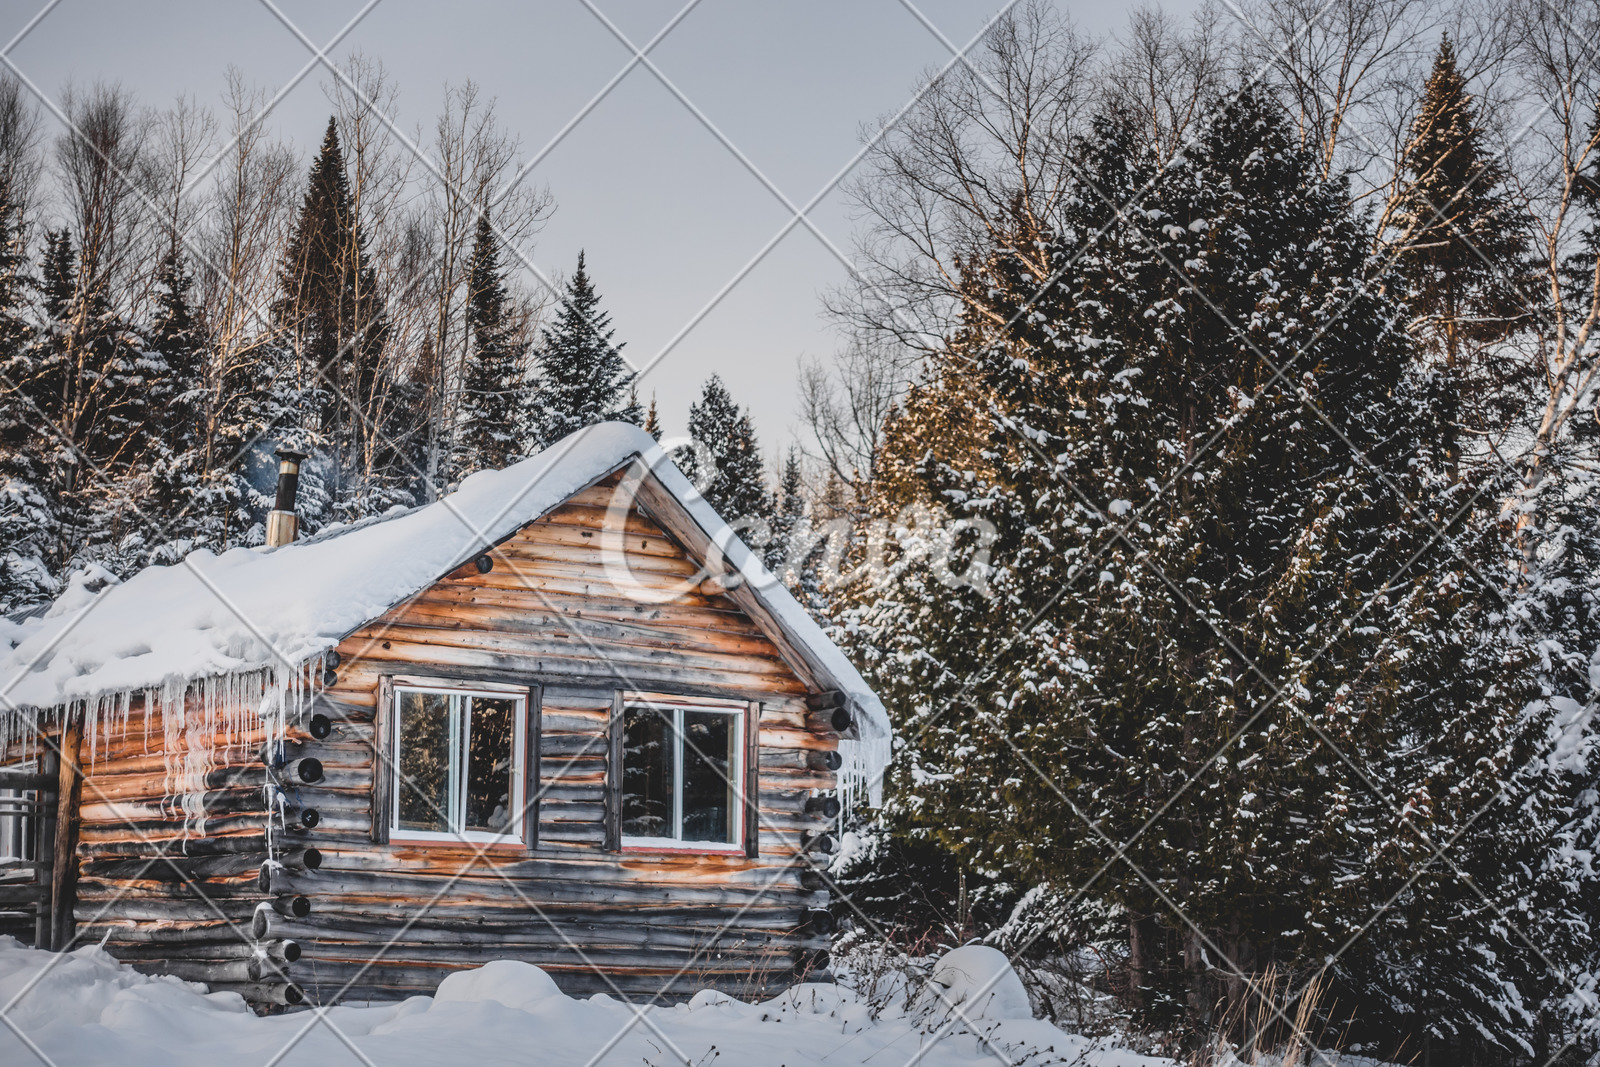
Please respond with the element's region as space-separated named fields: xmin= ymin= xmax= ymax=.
xmin=2 ymin=0 xmax=1600 ymax=1061
xmin=0 ymin=59 xmax=779 ymax=607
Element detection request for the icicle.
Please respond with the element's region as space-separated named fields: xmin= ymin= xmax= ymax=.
xmin=0 ymin=660 xmax=315 ymax=842
xmin=114 ymin=689 xmax=130 ymax=768
xmin=836 ymin=734 xmax=892 ymax=816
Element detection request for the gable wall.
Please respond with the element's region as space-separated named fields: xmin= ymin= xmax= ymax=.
xmin=232 ymin=476 xmax=835 ymax=1003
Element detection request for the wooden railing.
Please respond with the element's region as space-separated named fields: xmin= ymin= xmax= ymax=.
xmin=0 ymin=764 xmax=58 ymax=948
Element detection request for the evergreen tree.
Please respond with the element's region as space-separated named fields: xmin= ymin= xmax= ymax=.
xmin=74 ymin=281 xmax=164 ymax=576
xmin=768 ymin=447 xmax=805 ymax=573
xmin=826 ymin=819 xmax=997 ymax=943
xmin=1393 ymin=37 xmax=1529 ymax=459
xmin=683 ymin=374 xmax=772 ymax=534
xmin=147 ymin=249 xmax=205 ymax=469
xmin=522 ymin=252 xmax=637 ymax=448
xmin=452 ymin=212 xmax=525 ymax=477
xmin=147 ymin=248 xmax=204 ymax=419
xmin=37 ymin=227 xmax=71 ymax=331
xmin=843 ymin=88 xmax=1565 ymax=1050
xmin=771 ymin=465 xmax=846 ymax=618
xmin=642 ymin=391 xmax=662 ymax=441
xmin=275 ymin=118 xmax=392 ymax=514
xmin=0 ymin=169 xmax=53 ymax=609
xmin=163 ymin=303 xmax=306 ymax=553
xmin=802 ymin=472 xmax=850 ymax=615
xmin=16 ymin=225 xmax=153 ymax=576
xmin=381 ymin=348 xmax=433 ymax=500
xmin=21 ymin=229 xmax=75 ymax=503
xmin=142 ymin=248 xmax=220 ymax=560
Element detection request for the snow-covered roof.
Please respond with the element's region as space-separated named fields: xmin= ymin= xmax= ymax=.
xmin=0 ymin=424 xmax=889 ymax=796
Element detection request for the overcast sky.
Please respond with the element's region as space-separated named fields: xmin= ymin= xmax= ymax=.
xmin=7 ymin=0 xmax=1196 ymax=458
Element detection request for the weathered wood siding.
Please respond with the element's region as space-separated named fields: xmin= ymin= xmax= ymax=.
xmin=67 ymin=697 xmax=275 ymax=1003
xmin=72 ymin=473 xmax=840 ymax=1005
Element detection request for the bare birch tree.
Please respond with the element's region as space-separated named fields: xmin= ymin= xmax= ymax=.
xmin=197 ymin=70 xmax=299 ymax=477
xmin=1499 ymin=0 xmax=1600 ymax=514
xmin=831 ymin=0 xmax=1100 ymax=354
xmin=419 ymin=80 xmax=552 ymax=496
xmin=1106 ymin=3 xmax=1244 ymax=164
xmin=0 ymin=76 xmax=43 ymax=232
xmin=55 ymin=83 xmax=149 ymax=319
xmin=51 ymin=84 xmax=152 ymax=488
xmin=1232 ymin=0 xmax=1437 ymax=204
xmin=135 ymin=95 xmax=215 ymax=323
xmin=798 ymin=334 xmax=913 ymax=499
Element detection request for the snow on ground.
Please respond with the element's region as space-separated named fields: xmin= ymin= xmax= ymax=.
xmin=0 ymin=938 xmax=1175 ymax=1067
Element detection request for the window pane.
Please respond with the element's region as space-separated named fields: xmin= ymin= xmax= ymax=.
xmin=397 ymin=691 xmax=451 ymax=833
xmin=463 ymin=696 xmax=517 ymax=834
xmin=0 ymin=776 xmax=33 ymax=861
xmin=681 ymin=711 xmax=737 ymax=844
xmin=621 ymin=706 xmax=673 ymax=838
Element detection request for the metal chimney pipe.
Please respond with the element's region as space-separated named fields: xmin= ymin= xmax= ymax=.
xmin=266 ymin=450 xmax=307 ymax=548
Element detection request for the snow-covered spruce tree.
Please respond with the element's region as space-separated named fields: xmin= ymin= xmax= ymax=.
xmin=769 ymin=447 xmax=806 ymax=574
xmin=683 ymin=374 xmax=772 ymax=536
xmin=274 ymin=117 xmax=396 ymax=522
xmin=642 ymin=391 xmax=662 ymax=441
xmin=827 ymin=818 xmax=1007 ymax=944
xmin=1325 ymin=450 xmax=1581 ymax=1060
xmin=1391 ymin=35 xmax=1530 ymax=462
xmin=841 ymin=88 xmax=1559 ymax=1050
xmin=18 ymin=223 xmax=156 ymax=578
xmin=139 ymin=246 xmax=216 ymax=561
xmin=801 ymin=473 xmax=852 ymax=617
xmin=174 ymin=316 xmax=316 ymax=551
xmin=13 ymin=230 xmax=74 ymax=552
xmin=0 ymin=167 xmax=53 ymax=609
xmin=146 ymin=249 xmax=204 ymax=440
xmin=522 ymin=251 xmax=638 ymax=450
xmin=136 ymin=243 xmax=271 ymax=559
xmin=451 ymin=212 xmax=526 ymax=478
xmin=767 ymin=450 xmax=838 ymax=616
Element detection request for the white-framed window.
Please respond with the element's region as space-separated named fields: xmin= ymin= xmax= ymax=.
xmin=0 ymin=762 xmax=37 ymax=862
xmin=391 ymin=682 xmax=526 ymax=843
xmin=620 ymin=699 xmax=745 ymax=852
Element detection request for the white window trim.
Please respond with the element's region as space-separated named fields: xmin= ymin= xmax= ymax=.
xmin=0 ymin=760 xmax=38 ymax=863
xmin=620 ymin=700 xmax=745 ymax=853
xmin=390 ymin=684 xmax=526 ymax=845
xmin=392 ymin=675 xmax=528 ymax=695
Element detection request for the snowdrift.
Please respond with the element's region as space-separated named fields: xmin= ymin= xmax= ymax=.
xmin=0 ymin=937 xmax=1174 ymax=1067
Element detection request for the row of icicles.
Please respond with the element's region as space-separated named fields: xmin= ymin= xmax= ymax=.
xmin=0 ymin=658 xmax=328 ymax=840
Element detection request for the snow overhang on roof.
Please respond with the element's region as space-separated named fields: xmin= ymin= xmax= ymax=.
xmin=0 ymin=423 xmax=891 ymax=800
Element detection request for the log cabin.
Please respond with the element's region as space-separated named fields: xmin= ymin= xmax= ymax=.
xmin=0 ymin=423 xmax=889 ymax=1010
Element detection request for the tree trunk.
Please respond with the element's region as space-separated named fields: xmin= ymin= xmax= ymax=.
xmin=1127 ymin=912 xmax=1153 ymax=1009
xmin=1182 ymin=926 xmax=1212 ymax=1031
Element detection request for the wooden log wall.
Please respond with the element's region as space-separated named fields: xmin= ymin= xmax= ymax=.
xmin=68 ymin=694 xmax=272 ymax=982
xmin=70 ymin=473 xmax=842 ymax=1007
